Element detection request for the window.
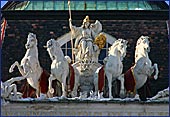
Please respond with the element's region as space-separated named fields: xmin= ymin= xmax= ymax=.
xmin=54 ymin=1 xmax=64 ymax=10
xmin=25 ymin=1 xmax=33 ymax=10
xmin=44 ymin=1 xmax=54 ymax=10
xmin=96 ymin=1 xmax=106 ymax=10
xmin=61 ymin=40 xmax=110 ymax=64
xmin=75 ymin=1 xmax=85 ymax=10
xmin=85 ymin=1 xmax=96 ymax=10
xmin=128 ymin=1 xmax=139 ymax=10
xmin=106 ymin=1 xmax=117 ymax=10
xmin=117 ymin=1 xmax=128 ymax=10
xmin=32 ymin=1 xmax=43 ymax=10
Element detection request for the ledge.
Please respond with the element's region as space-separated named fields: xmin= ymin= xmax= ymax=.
xmin=7 ymin=98 xmax=169 ymax=104
xmin=1 ymin=99 xmax=169 ymax=116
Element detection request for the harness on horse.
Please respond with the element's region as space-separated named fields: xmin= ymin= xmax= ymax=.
xmin=124 ymin=67 xmax=136 ymax=95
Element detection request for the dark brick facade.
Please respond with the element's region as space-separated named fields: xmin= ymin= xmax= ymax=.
xmin=2 ymin=18 xmax=168 ymax=96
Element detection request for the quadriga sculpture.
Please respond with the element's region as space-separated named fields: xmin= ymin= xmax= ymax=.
xmin=45 ymin=39 xmax=79 ymax=98
xmin=94 ymin=39 xmax=128 ymax=98
xmin=9 ymin=33 xmax=57 ymax=99
xmin=118 ymin=36 xmax=159 ymax=101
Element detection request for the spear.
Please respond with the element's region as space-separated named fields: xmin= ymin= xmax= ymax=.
xmin=68 ymin=0 xmax=71 ymax=20
xmin=68 ymin=0 xmax=74 ymax=63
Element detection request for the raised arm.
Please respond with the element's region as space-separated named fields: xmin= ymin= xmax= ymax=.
xmin=69 ymin=18 xmax=75 ymax=31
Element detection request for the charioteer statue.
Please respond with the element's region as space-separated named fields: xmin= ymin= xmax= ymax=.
xmin=69 ymin=15 xmax=106 ymax=69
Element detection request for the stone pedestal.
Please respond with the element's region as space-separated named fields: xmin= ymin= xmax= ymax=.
xmin=73 ymin=62 xmax=101 ymax=95
xmin=1 ymin=100 xmax=169 ymax=116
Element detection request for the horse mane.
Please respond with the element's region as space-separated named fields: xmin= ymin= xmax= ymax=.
xmin=54 ymin=41 xmax=64 ymax=57
xmin=28 ymin=33 xmax=36 ymax=39
xmin=48 ymin=39 xmax=64 ymax=60
xmin=136 ymin=36 xmax=149 ymax=48
xmin=109 ymin=39 xmax=124 ymax=52
xmin=112 ymin=41 xmax=120 ymax=48
xmin=109 ymin=40 xmax=120 ymax=51
xmin=27 ymin=33 xmax=38 ymax=46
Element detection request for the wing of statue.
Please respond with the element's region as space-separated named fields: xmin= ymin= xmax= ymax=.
xmin=101 ymin=32 xmax=117 ymax=45
xmin=90 ymin=20 xmax=102 ymax=34
xmin=57 ymin=32 xmax=116 ymax=46
xmin=57 ymin=26 xmax=83 ymax=46
xmin=57 ymin=32 xmax=72 ymax=46
xmin=90 ymin=20 xmax=116 ymax=45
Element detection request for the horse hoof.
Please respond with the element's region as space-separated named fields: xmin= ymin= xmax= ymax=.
xmin=120 ymin=93 xmax=126 ymax=99
xmin=9 ymin=69 xmax=13 ymax=73
xmin=61 ymin=95 xmax=67 ymax=99
xmin=109 ymin=96 xmax=113 ymax=99
xmin=71 ymin=91 xmax=77 ymax=98
xmin=154 ymin=75 xmax=158 ymax=80
xmin=49 ymin=88 xmax=54 ymax=94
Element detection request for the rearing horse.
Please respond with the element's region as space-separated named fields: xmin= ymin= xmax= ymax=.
xmin=9 ymin=33 xmax=49 ymax=99
xmin=118 ymin=36 xmax=159 ymax=100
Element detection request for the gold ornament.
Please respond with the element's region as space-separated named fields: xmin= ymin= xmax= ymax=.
xmin=94 ymin=33 xmax=106 ymax=49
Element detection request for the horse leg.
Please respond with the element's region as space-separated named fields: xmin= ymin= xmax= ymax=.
xmin=9 ymin=61 xmax=25 ymax=76
xmin=106 ymin=73 xmax=113 ymax=98
xmin=153 ymin=63 xmax=159 ymax=80
xmin=9 ymin=61 xmax=17 ymax=73
xmin=93 ymin=72 xmax=98 ymax=98
xmin=117 ymin=74 xmax=126 ymax=98
xmin=71 ymin=77 xmax=79 ymax=98
xmin=37 ymin=86 xmax=47 ymax=99
xmin=61 ymin=73 xmax=68 ymax=98
xmin=48 ymin=75 xmax=56 ymax=94
xmin=47 ymin=90 xmax=53 ymax=98
xmin=39 ymin=93 xmax=47 ymax=99
xmin=35 ymin=89 xmax=40 ymax=98
xmin=98 ymin=91 xmax=104 ymax=99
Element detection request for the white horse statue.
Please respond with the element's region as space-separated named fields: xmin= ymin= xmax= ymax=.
xmin=9 ymin=33 xmax=51 ymax=99
xmin=45 ymin=39 xmax=78 ymax=98
xmin=118 ymin=36 xmax=159 ymax=100
xmin=94 ymin=39 xmax=128 ymax=98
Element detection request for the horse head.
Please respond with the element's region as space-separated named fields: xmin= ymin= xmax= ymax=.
xmin=25 ymin=33 xmax=37 ymax=49
xmin=109 ymin=39 xmax=128 ymax=59
xmin=45 ymin=38 xmax=60 ymax=50
xmin=44 ymin=39 xmax=62 ymax=60
xmin=136 ymin=36 xmax=150 ymax=52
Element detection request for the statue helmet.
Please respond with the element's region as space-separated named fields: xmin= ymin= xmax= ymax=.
xmin=83 ymin=15 xmax=90 ymax=23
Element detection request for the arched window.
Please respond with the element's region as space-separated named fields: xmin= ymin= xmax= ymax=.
xmin=57 ymin=32 xmax=115 ymax=64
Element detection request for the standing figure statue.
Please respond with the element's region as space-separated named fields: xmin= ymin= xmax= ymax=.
xmin=69 ymin=15 xmax=105 ymax=64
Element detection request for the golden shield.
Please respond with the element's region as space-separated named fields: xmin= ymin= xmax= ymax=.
xmin=94 ymin=33 xmax=106 ymax=49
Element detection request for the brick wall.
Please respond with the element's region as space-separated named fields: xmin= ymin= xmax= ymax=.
xmin=2 ymin=19 xmax=168 ymax=96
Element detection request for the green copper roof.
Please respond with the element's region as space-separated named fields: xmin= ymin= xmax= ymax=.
xmin=2 ymin=1 xmax=168 ymax=11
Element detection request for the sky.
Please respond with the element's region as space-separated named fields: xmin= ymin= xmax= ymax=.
xmin=1 ymin=1 xmax=7 ymax=8
xmin=1 ymin=1 xmax=169 ymax=8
